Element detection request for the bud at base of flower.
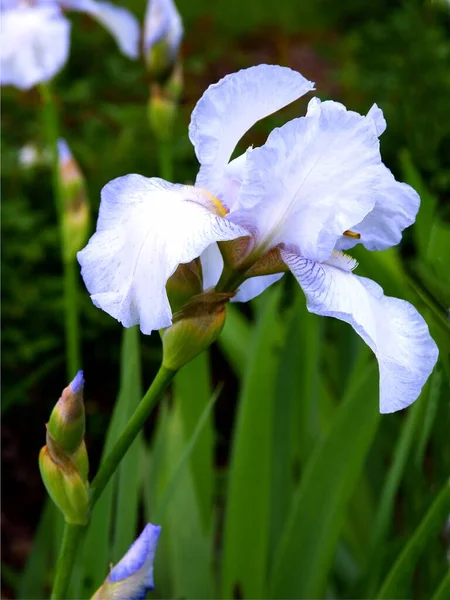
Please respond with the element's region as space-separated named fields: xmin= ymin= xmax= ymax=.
xmin=39 ymin=445 xmax=89 ymax=526
xmin=47 ymin=371 xmax=85 ymax=455
xmin=166 ymin=259 xmax=203 ymax=314
xmin=162 ymin=291 xmax=233 ymax=371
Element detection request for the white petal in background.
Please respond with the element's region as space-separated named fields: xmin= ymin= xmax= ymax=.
xmin=143 ymin=0 xmax=183 ymax=58
xmin=189 ymin=64 xmax=314 ymax=198
xmin=0 ymin=5 xmax=70 ymax=89
xmin=78 ymin=175 xmax=247 ymax=335
xmin=62 ymin=0 xmax=140 ymax=58
xmin=282 ymin=250 xmax=438 ymax=413
xmin=234 ymin=98 xmax=388 ymax=262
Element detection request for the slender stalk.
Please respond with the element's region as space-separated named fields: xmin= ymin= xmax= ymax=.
xmin=158 ymin=139 xmax=173 ymax=181
xmin=89 ymin=365 xmax=176 ymax=505
xmin=50 ymin=524 xmax=84 ymax=600
xmin=40 ymin=83 xmax=80 ymax=377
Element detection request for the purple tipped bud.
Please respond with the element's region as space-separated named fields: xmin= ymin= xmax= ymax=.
xmin=47 ymin=373 xmax=86 ymax=455
xmin=91 ymin=524 xmax=161 ymax=599
xmin=70 ymin=370 xmax=84 ymax=394
xmin=144 ymin=0 xmax=183 ymax=81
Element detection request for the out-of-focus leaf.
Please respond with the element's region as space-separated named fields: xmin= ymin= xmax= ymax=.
xmin=18 ymin=500 xmax=59 ymax=600
xmin=400 ymin=149 xmax=437 ymax=258
xmin=270 ymin=362 xmax=380 ymax=599
xmin=174 ymin=351 xmax=213 ymax=532
xmin=217 ymin=303 xmax=252 ymax=378
xmin=364 ymin=385 xmax=429 ymax=596
xmin=376 ymin=482 xmax=450 ymax=599
xmin=158 ymin=401 xmax=214 ymax=599
xmin=431 ymin=571 xmax=450 ymax=600
xmin=221 ymin=287 xmax=284 ymax=599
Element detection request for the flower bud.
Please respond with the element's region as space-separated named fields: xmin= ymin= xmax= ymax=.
xmin=47 ymin=370 xmax=85 ymax=455
xmin=40 ymin=372 xmax=90 ymax=524
xmin=91 ymin=523 xmax=161 ymax=599
xmin=166 ymin=258 xmax=203 ymax=314
xmin=144 ymin=0 xmax=183 ymax=84
xmin=58 ymin=139 xmax=90 ymax=263
xmin=39 ymin=445 xmax=89 ymax=525
xmin=162 ymin=291 xmax=232 ymax=370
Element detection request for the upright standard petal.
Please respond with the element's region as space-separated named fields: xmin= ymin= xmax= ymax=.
xmin=144 ymin=0 xmax=183 ymax=57
xmin=189 ymin=65 xmax=314 ymax=200
xmin=77 ymin=175 xmax=247 ymax=334
xmin=0 ymin=5 xmax=70 ymax=89
xmin=91 ymin=523 xmax=161 ymax=599
xmin=232 ymin=98 xmax=391 ymax=262
xmin=62 ymin=0 xmax=140 ymax=58
xmin=282 ymin=250 xmax=438 ymax=413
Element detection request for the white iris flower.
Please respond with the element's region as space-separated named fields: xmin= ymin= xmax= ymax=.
xmin=0 ymin=0 xmax=140 ymax=90
xmin=78 ymin=64 xmax=438 ymax=413
xmin=143 ymin=0 xmax=182 ymax=60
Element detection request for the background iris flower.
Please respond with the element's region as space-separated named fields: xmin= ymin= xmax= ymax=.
xmin=77 ymin=64 xmax=438 ymax=413
xmin=0 ymin=0 xmax=140 ymax=89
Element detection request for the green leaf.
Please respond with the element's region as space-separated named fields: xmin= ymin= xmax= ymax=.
xmin=221 ymin=287 xmax=284 ymax=599
xmin=217 ymin=303 xmax=252 ymax=378
xmin=173 ymin=351 xmax=213 ymax=532
xmin=157 ymin=401 xmax=214 ymax=599
xmin=431 ymin=570 xmax=450 ymax=600
xmin=270 ymin=362 xmax=380 ymax=599
xmin=365 ymin=384 xmax=429 ymax=595
xmin=376 ymin=482 xmax=450 ymax=599
xmin=18 ymin=500 xmax=60 ymax=600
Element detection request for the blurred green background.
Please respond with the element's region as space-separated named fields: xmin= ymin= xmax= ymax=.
xmin=1 ymin=0 xmax=450 ymax=598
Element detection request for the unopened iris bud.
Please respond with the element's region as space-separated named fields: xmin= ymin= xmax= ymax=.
xmin=91 ymin=523 xmax=161 ymax=599
xmin=148 ymin=84 xmax=178 ymax=142
xmin=162 ymin=291 xmax=232 ymax=371
xmin=39 ymin=445 xmax=89 ymax=525
xmin=48 ymin=370 xmax=85 ymax=455
xmin=58 ymin=139 xmax=90 ymax=263
xmin=144 ymin=0 xmax=183 ymax=83
xmin=39 ymin=371 xmax=90 ymax=524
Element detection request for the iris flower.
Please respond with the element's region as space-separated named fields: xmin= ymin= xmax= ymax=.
xmin=78 ymin=64 xmax=438 ymax=413
xmin=91 ymin=523 xmax=161 ymax=599
xmin=144 ymin=0 xmax=183 ymax=61
xmin=0 ymin=0 xmax=140 ymax=90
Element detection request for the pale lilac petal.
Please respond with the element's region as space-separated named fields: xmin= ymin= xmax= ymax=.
xmin=77 ymin=175 xmax=247 ymax=334
xmin=189 ymin=64 xmax=314 ymax=198
xmin=144 ymin=0 xmax=183 ymax=57
xmin=1 ymin=5 xmax=70 ymax=89
xmin=283 ymin=250 xmax=438 ymax=413
xmin=63 ymin=0 xmax=140 ymax=58
xmin=91 ymin=524 xmax=161 ymax=599
xmin=366 ymin=103 xmax=386 ymax=136
xmin=231 ymin=98 xmax=389 ymax=262
xmin=232 ymin=273 xmax=284 ymax=303
xmin=336 ymin=164 xmax=420 ymax=252
xmin=200 ymin=242 xmax=224 ymax=290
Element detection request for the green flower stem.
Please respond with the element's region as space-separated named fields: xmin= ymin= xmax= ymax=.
xmin=40 ymin=82 xmax=80 ymax=377
xmin=158 ymin=139 xmax=173 ymax=182
xmin=50 ymin=365 xmax=176 ymax=599
xmin=90 ymin=365 xmax=176 ymax=505
xmin=50 ymin=524 xmax=84 ymax=600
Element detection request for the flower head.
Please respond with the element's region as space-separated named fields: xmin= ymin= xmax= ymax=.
xmin=91 ymin=523 xmax=161 ymax=599
xmin=0 ymin=0 xmax=139 ymax=90
xmin=78 ymin=64 xmax=438 ymax=412
xmin=144 ymin=0 xmax=182 ymax=64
